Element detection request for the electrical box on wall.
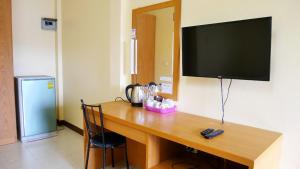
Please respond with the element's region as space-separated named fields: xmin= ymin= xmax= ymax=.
xmin=41 ymin=18 xmax=57 ymax=31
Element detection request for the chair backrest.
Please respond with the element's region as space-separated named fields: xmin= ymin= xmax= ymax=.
xmin=81 ymin=99 xmax=105 ymax=144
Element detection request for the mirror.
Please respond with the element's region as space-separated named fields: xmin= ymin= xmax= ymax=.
xmin=131 ymin=0 xmax=181 ymax=100
xmin=145 ymin=7 xmax=174 ymax=86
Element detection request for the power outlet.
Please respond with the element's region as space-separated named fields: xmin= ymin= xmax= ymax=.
xmin=41 ymin=18 xmax=57 ymax=31
xmin=185 ymin=146 xmax=198 ymax=154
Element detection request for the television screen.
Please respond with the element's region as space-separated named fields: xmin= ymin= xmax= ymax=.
xmin=182 ymin=17 xmax=272 ymax=81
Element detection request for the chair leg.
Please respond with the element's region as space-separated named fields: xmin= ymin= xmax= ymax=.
xmin=102 ymin=147 xmax=106 ymax=169
xmin=124 ymin=141 xmax=129 ymax=169
xmin=111 ymin=147 xmax=115 ymax=168
xmin=85 ymin=141 xmax=91 ymax=169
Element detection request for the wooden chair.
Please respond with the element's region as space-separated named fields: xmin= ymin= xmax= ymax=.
xmin=81 ymin=99 xmax=129 ymax=169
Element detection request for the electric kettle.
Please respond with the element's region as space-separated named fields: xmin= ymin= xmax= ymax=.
xmin=125 ymin=83 xmax=144 ymax=107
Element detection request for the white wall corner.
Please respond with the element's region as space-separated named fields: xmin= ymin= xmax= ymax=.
xmin=56 ymin=0 xmax=64 ymax=120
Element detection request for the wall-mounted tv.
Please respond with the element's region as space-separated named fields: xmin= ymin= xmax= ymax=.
xmin=182 ymin=17 xmax=272 ymax=81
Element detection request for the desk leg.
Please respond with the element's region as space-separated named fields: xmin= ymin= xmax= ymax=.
xmin=83 ymin=119 xmax=88 ymax=168
xmin=251 ymin=136 xmax=282 ymax=169
xmin=83 ymin=121 xmax=101 ymax=169
xmin=146 ymin=135 xmax=160 ymax=168
xmin=83 ymin=122 xmax=104 ymax=169
xmin=83 ymin=122 xmax=125 ymax=169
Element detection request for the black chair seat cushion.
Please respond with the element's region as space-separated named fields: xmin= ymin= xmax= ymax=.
xmin=91 ymin=132 xmax=126 ymax=148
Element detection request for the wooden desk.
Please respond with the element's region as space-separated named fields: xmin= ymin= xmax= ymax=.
xmin=83 ymin=101 xmax=282 ymax=169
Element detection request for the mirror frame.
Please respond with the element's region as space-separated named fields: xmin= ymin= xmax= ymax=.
xmin=131 ymin=0 xmax=181 ymax=100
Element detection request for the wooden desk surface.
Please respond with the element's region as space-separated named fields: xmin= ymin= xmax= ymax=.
xmin=100 ymin=101 xmax=282 ymax=167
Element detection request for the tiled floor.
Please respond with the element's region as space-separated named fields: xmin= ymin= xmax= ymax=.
xmin=0 ymin=127 xmax=84 ymax=169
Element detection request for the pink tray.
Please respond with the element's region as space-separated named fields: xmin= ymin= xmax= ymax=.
xmin=145 ymin=105 xmax=176 ymax=114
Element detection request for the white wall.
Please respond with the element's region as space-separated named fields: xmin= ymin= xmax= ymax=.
xmin=124 ymin=0 xmax=300 ymax=168
xmin=56 ymin=0 xmax=64 ymax=120
xmin=61 ymin=0 xmax=123 ymax=128
xmin=12 ymin=0 xmax=57 ymax=76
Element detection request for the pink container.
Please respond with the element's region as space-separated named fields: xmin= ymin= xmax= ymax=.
xmin=145 ymin=105 xmax=176 ymax=114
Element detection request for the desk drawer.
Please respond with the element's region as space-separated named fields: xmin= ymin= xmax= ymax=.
xmin=104 ymin=119 xmax=146 ymax=144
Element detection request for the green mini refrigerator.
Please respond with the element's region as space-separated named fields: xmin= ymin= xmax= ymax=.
xmin=15 ymin=76 xmax=57 ymax=142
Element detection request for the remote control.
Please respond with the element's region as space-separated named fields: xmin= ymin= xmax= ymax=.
xmin=204 ymin=129 xmax=224 ymax=139
xmin=201 ymin=128 xmax=214 ymax=136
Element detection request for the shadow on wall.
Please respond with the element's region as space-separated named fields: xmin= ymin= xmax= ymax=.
xmin=181 ymin=76 xmax=217 ymax=87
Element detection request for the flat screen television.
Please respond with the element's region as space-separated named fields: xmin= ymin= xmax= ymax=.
xmin=182 ymin=17 xmax=272 ymax=81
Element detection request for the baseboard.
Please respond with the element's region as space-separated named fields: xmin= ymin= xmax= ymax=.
xmin=57 ymin=120 xmax=83 ymax=136
xmin=57 ymin=119 xmax=64 ymax=126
